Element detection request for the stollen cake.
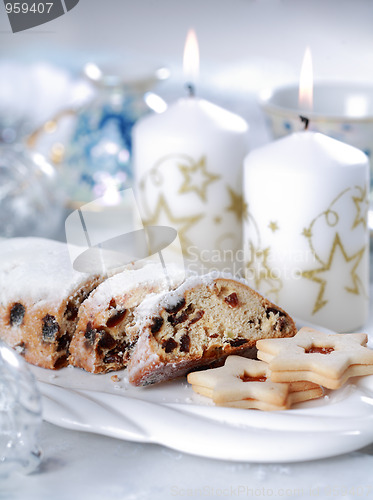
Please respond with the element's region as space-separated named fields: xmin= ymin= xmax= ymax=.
xmin=0 ymin=237 xmax=104 ymax=369
xmin=127 ymin=274 xmax=297 ymax=386
xmin=69 ymin=262 xmax=185 ymax=373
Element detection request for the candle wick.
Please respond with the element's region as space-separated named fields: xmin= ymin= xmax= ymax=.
xmin=185 ymin=83 xmax=196 ymax=97
xmin=299 ymin=115 xmax=310 ymax=130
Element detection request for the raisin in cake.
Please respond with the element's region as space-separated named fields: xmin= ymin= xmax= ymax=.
xmin=69 ymin=262 xmax=185 ymax=373
xmin=127 ymin=274 xmax=297 ymax=386
xmin=0 ymin=237 xmax=104 ymax=369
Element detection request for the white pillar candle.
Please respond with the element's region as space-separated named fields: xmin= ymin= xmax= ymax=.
xmin=133 ymin=96 xmax=248 ymax=272
xmin=243 ymin=131 xmax=369 ymax=332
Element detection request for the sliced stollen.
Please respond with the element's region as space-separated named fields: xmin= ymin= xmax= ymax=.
xmin=69 ymin=262 xmax=185 ymax=373
xmin=0 ymin=237 xmax=105 ymax=369
xmin=127 ymin=274 xmax=297 ymax=386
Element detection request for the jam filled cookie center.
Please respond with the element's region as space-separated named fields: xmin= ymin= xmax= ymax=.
xmin=239 ymin=372 xmax=267 ymax=383
xmin=305 ymin=345 xmax=334 ymax=354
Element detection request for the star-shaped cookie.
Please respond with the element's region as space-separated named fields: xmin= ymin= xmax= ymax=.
xmin=187 ymin=355 xmax=323 ymax=411
xmin=256 ymin=327 xmax=373 ymax=389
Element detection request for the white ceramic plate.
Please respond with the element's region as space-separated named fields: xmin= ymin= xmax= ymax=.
xmin=31 ymin=322 xmax=373 ymax=463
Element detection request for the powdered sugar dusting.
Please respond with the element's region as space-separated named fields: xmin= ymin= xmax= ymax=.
xmin=133 ymin=271 xmax=237 ymax=328
xmin=84 ymin=261 xmax=185 ymax=309
xmin=131 ymin=333 xmax=160 ymax=373
xmin=0 ymin=237 xmax=99 ymax=306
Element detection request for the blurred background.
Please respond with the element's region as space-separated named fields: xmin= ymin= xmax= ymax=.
xmin=0 ymin=0 xmax=373 ymax=239
xmin=2 ymin=0 xmax=373 ymax=85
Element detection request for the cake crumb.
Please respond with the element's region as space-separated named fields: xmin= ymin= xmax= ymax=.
xmin=111 ymin=375 xmax=120 ymax=382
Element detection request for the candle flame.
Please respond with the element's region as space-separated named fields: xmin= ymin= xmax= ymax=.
xmin=183 ymin=28 xmax=199 ymax=84
xmin=299 ymin=46 xmax=313 ymax=111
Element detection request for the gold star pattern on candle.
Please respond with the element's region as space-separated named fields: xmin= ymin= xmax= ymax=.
xmin=301 ymin=186 xmax=365 ymax=264
xmin=300 ymin=233 xmax=366 ymax=314
xmin=245 ymin=241 xmax=282 ymax=301
xmin=143 ymin=194 xmax=204 ymax=258
xmin=178 ymin=156 xmax=220 ymax=202
xmin=268 ymin=221 xmax=279 ymax=232
xmin=352 ymin=185 xmax=369 ymax=230
xmin=302 ymin=227 xmax=313 ymax=239
xmin=226 ymin=186 xmax=244 ymax=221
xmin=242 ymin=201 xmax=249 ymax=221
